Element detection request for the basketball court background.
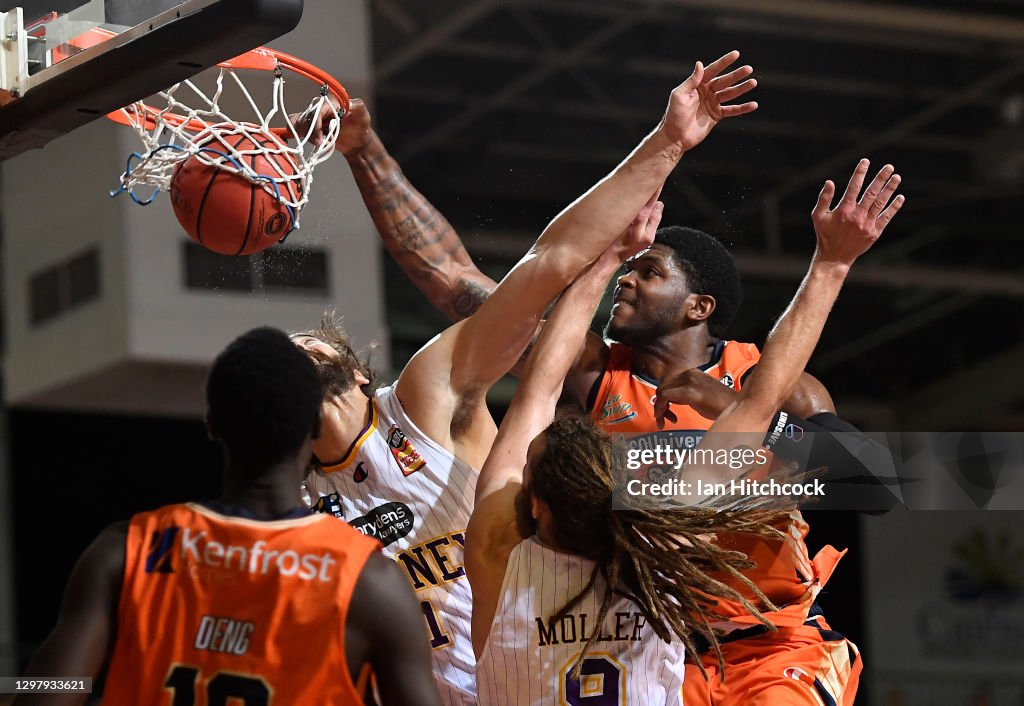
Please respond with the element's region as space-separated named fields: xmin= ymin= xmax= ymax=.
xmin=1 ymin=1 xmax=1023 ymax=704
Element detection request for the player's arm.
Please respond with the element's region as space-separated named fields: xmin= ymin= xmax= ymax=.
xmin=338 ymin=99 xmax=499 ymax=321
xmin=295 ymin=97 xmax=497 ymax=320
xmin=447 ymin=51 xmax=757 ymax=390
xmin=654 ymin=355 xmax=900 ymax=511
xmin=347 ymin=553 xmax=444 ymax=706
xmin=399 ymin=52 xmax=758 ymax=445
xmin=465 ymin=199 xmax=662 ymax=657
xmin=318 ymin=98 xmax=615 ymax=390
xmin=338 ymin=95 xmax=614 ymax=396
xmin=671 ymin=160 xmax=904 ymax=470
xmin=12 ymin=522 xmax=127 ymax=706
xmin=780 ymin=371 xmax=835 ymax=417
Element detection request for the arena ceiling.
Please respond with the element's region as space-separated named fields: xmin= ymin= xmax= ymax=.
xmin=369 ymin=0 xmax=1024 ymax=430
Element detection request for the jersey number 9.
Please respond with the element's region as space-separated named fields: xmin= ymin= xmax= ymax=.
xmin=560 ymin=654 xmax=626 ymax=706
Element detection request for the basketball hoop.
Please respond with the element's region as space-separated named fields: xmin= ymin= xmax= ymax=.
xmin=108 ymin=46 xmax=348 ymax=237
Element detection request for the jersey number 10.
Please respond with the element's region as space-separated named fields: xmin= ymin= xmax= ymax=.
xmin=166 ymin=665 xmax=270 ymax=705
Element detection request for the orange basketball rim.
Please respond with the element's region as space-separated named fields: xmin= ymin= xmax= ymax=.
xmin=106 ymin=45 xmax=350 ymax=137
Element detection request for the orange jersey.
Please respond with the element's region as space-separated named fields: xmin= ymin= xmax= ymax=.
xmin=591 ymin=340 xmax=761 ymax=433
xmin=683 ymin=615 xmax=862 ymax=706
xmin=590 ymin=340 xmax=843 ymax=631
xmin=102 ymin=502 xmax=379 ymax=705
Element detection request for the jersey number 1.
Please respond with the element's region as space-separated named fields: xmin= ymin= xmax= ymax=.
xmin=166 ymin=665 xmax=270 ymax=705
xmin=420 ymin=600 xmax=452 ymax=649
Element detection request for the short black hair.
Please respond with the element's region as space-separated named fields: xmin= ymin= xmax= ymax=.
xmin=206 ymin=327 xmax=323 ymax=469
xmin=654 ymin=225 xmax=743 ymax=337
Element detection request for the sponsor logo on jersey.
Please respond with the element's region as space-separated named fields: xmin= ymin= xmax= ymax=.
xmin=386 ymin=425 xmax=427 ymax=475
xmin=146 ymin=526 xmax=179 ymax=573
xmin=621 ymin=430 xmax=706 ymax=483
xmin=176 ymin=528 xmax=337 ymax=581
xmin=353 ymin=461 xmax=368 ymax=483
xmin=621 ymin=429 xmax=705 ymax=452
xmin=601 ymin=394 xmax=637 ymax=424
xmin=350 ymin=501 xmax=415 ymax=547
xmin=783 ymin=667 xmax=814 ymax=686
xmin=311 ymin=492 xmax=345 ymax=519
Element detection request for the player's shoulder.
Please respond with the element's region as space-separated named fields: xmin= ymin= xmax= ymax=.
xmin=372 ymin=382 xmax=397 ymax=401
xmin=721 ymin=339 xmax=761 ymax=360
xmin=348 ymin=552 xmax=410 ymax=624
xmin=124 ymin=502 xmax=193 ymax=529
xmin=78 ymin=519 xmax=131 ymax=587
xmin=99 ymin=519 xmax=131 ymax=546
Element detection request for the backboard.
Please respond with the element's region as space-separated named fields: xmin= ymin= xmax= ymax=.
xmin=0 ymin=0 xmax=302 ymax=158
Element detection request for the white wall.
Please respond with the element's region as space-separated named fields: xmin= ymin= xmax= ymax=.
xmin=2 ymin=0 xmax=386 ymax=415
xmin=2 ymin=117 xmax=130 ymax=403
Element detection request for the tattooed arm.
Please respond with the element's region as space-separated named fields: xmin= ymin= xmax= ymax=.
xmin=337 ymin=99 xmax=498 ymax=321
xmin=341 ymin=99 xmax=598 ymax=382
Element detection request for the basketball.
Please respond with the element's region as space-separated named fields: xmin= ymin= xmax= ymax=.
xmin=169 ymin=127 xmax=302 ymax=256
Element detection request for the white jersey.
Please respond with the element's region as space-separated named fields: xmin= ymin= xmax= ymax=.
xmin=478 ymin=537 xmax=685 ymax=706
xmin=303 ymin=385 xmax=477 ymax=706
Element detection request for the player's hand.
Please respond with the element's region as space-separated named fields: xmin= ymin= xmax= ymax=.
xmin=290 ymin=96 xmax=372 ymax=155
xmin=659 ymin=50 xmax=758 ymax=152
xmin=602 ymin=190 xmax=664 ymax=266
xmin=654 ymin=368 xmax=738 ymax=429
xmin=334 ymin=97 xmax=373 ymax=156
xmin=811 ymin=159 xmax=905 ymax=266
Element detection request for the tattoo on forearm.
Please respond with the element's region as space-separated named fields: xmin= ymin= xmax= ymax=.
xmin=350 ymin=144 xmax=489 ymax=317
xmin=346 ymin=149 xmax=387 ymax=172
xmin=389 ymin=204 xmax=450 ymax=252
xmin=363 ymin=173 xmax=408 ymax=212
xmin=444 ymin=238 xmax=471 ymax=260
xmin=453 ymin=278 xmax=493 ymax=319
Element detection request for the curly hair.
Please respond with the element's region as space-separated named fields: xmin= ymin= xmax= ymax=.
xmin=654 ymin=226 xmax=743 ymax=337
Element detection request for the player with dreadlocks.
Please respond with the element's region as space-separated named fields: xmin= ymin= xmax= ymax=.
xmin=465 ymin=162 xmax=901 ymax=705
xmin=293 ymin=52 xmax=761 ymax=706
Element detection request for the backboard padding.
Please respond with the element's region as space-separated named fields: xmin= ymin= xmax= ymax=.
xmin=0 ymin=0 xmax=302 ymax=158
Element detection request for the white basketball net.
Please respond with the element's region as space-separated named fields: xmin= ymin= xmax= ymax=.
xmin=112 ymin=62 xmax=341 ymax=229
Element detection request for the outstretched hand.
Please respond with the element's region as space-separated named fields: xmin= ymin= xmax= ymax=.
xmin=290 ymin=96 xmax=373 ymax=155
xmin=660 ymin=50 xmax=758 ymax=152
xmin=812 ymin=159 xmax=905 ymax=266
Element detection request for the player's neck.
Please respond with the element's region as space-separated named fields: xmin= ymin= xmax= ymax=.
xmin=534 ymin=530 xmax=571 ymax=554
xmin=220 ymin=460 xmax=308 ymax=519
xmin=312 ymin=389 xmax=373 ymax=465
xmin=628 ymin=327 xmax=716 ymax=382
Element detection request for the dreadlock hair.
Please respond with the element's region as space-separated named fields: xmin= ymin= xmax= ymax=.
xmin=296 ymin=311 xmax=378 ymax=398
xmin=531 ymin=415 xmax=787 ymax=679
xmin=206 ymin=327 xmax=323 ymax=472
xmin=653 ymin=226 xmax=743 ymax=338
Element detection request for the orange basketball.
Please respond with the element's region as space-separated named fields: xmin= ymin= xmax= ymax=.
xmin=169 ymin=127 xmax=302 ymax=256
